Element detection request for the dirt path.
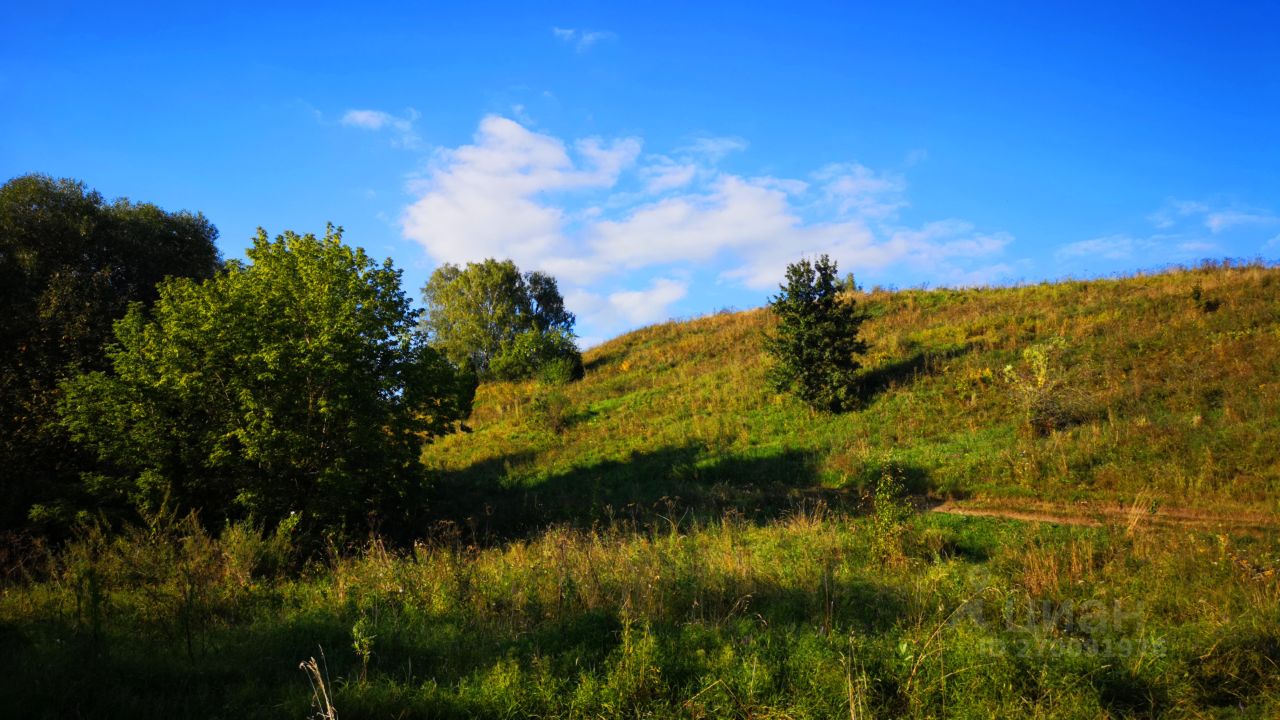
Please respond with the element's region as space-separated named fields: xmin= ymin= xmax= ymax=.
xmin=929 ymin=498 xmax=1280 ymax=532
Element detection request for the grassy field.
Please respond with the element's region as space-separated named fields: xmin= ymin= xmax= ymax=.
xmin=3 ymin=262 xmax=1279 ymax=718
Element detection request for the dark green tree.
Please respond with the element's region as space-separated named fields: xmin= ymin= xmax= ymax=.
xmin=0 ymin=174 xmax=220 ymax=529
xmin=58 ymin=226 xmax=471 ymax=534
xmin=420 ymin=259 xmax=581 ymax=380
xmin=764 ymin=254 xmax=869 ymax=412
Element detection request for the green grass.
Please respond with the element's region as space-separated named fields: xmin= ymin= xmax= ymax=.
xmin=4 ymin=261 xmax=1280 ymax=717
xmin=425 ymin=260 xmax=1280 ymax=539
xmin=4 ymin=510 xmax=1278 ymax=717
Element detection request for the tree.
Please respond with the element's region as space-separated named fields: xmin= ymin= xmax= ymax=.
xmin=419 ymin=259 xmax=582 ymax=381
xmin=0 ymin=174 xmax=221 ymax=529
xmin=764 ymin=254 xmax=869 ymax=412
xmin=58 ymin=225 xmax=472 ymax=534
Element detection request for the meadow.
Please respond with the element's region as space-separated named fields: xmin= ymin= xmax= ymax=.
xmin=3 ymin=261 xmax=1279 ymax=718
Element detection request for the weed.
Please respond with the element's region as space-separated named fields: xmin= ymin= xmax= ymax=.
xmin=351 ymin=614 xmax=375 ymax=683
xmin=529 ymin=388 xmax=574 ymax=434
xmin=1002 ymin=336 xmax=1086 ymax=436
xmin=870 ymin=468 xmax=913 ymax=566
xmin=299 ymin=651 xmax=338 ymax=720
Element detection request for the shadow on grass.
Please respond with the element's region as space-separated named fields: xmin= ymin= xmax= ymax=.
xmin=0 ymin=569 xmax=912 ymax=720
xmin=317 ymin=572 xmax=910 ymax=696
xmin=847 ymin=458 xmax=933 ymax=495
xmin=854 ymin=344 xmax=973 ymax=406
xmin=425 ymin=444 xmax=868 ymax=543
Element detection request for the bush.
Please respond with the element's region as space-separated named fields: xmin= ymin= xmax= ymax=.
xmin=870 ymin=468 xmax=913 ymax=566
xmin=539 ymin=355 xmax=584 ymax=386
xmin=1002 ymin=337 xmax=1084 ymax=435
xmin=528 ymin=390 xmax=575 ymax=434
xmin=57 ymin=226 xmax=471 ymax=535
xmin=54 ymin=511 xmax=298 ymax=660
xmin=1 ymin=174 xmax=221 ymax=531
xmin=490 ymin=327 xmax=584 ymax=383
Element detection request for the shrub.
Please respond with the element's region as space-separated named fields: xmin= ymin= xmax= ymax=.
xmin=1001 ymin=337 xmax=1083 ymax=435
xmin=1 ymin=174 xmax=221 ymax=531
xmin=491 ymin=327 xmax=584 ymax=383
xmin=57 ymin=226 xmax=471 ymax=535
xmin=870 ymin=467 xmax=913 ymax=566
xmin=529 ymin=390 xmax=574 ymax=434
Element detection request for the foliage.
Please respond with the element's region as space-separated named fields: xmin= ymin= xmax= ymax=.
xmin=419 ymin=258 xmax=580 ymax=380
xmin=871 ymin=466 xmax=913 ymax=565
xmin=57 ymin=226 xmax=470 ymax=534
xmin=0 ymin=174 xmax=221 ymax=530
xmin=1001 ymin=336 xmax=1084 ymax=435
xmin=528 ymin=389 xmax=575 ymax=435
xmin=764 ymin=254 xmax=869 ymax=412
xmin=490 ymin=327 xmax=585 ymax=383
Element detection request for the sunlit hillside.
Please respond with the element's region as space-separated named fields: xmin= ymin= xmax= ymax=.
xmin=423 ymin=260 xmax=1280 ymax=538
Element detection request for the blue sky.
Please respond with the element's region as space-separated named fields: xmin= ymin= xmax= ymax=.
xmin=3 ymin=2 xmax=1278 ymax=346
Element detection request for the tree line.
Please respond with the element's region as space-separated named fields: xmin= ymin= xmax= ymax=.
xmin=2 ymin=174 xmax=868 ymax=540
xmin=1 ymin=176 xmax=588 ymax=538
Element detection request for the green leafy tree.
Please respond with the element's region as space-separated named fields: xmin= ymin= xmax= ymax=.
xmin=58 ymin=225 xmax=471 ymax=534
xmin=0 ymin=174 xmax=220 ymax=529
xmin=420 ymin=258 xmax=581 ymax=380
xmin=764 ymin=254 xmax=869 ymax=412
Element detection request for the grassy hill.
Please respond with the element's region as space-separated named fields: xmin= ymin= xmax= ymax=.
xmin=4 ymin=261 xmax=1279 ymax=718
xmin=424 ymin=260 xmax=1280 ymax=538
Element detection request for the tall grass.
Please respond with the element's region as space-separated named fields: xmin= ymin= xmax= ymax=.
xmin=4 ymin=506 xmax=1278 ymax=717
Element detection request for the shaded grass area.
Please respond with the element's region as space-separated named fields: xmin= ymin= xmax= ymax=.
xmin=3 ymin=508 xmax=1279 ymax=718
xmin=426 ymin=443 xmax=854 ymax=543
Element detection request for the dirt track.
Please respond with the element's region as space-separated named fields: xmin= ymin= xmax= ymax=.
xmin=930 ymin=498 xmax=1280 ymax=532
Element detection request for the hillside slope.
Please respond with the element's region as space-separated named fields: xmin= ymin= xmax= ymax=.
xmin=424 ymin=261 xmax=1280 ymax=536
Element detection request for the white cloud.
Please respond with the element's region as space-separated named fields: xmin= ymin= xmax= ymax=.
xmin=639 ymin=157 xmax=698 ymax=194
xmin=815 ymin=163 xmax=906 ymax=219
xmin=608 ymin=278 xmax=689 ymax=324
xmin=1205 ymin=210 xmax=1278 ymax=233
xmin=1056 ymin=234 xmax=1140 ymax=261
xmin=341 ymin=108 xmax=421 ymax=148
xmin=1056 ymin=232 xmax=1223 ymax=264
xmin=578 ymin=30 xmax=615 ymax=50
xmin=1149 ymin=198 xmax=1277 ymax=234
xmin=551 ymin=27 xmax=616 ymax=52
xmin=679 ymin=136 xmax=748 ymax=162
xmin=1177 ymin=240 xmax=1220 ymax=255
xmin=400 ymin=116 xmax=1015 ymax=339
xmin=401 ymin=115 xmax=640 ymax=269
xmin=565 ymin=278 xmax=689 ymax=346
xmin=342 ymin=110 xmax=393 ymax=130
xmin=1148 ymin=200 xmax=1209 ymax=229
xmin=1060 ymin=198 xmax=1277 ymax=268
xmin=590 ymin=176 xmax=801 ymax=271
xmin=1266 ymin=234 xmax=1280 ymax=250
